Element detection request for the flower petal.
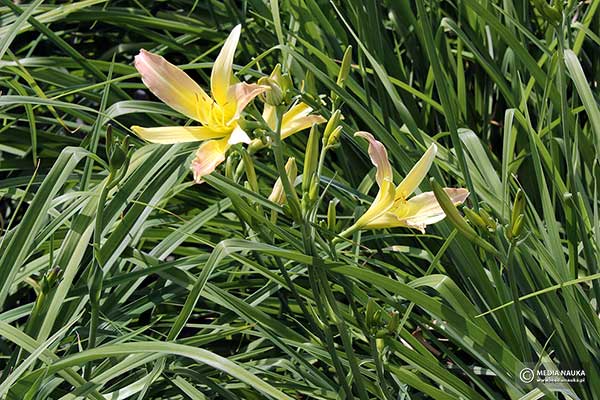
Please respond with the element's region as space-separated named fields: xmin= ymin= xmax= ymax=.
xmin=211 ymin=24 xmax=241 ymax=106
xmin=355 ymin=131 xmax=393 ymax=187
xmin=281 ymin=103 xmax=326 ymax=139
xmin=352 ymin=131 xmax=396 ymax=228
xmin=228 ymin=125 xmax=251 ymax=145
xmin=131 ymin=125 xmax=230 ymax=144
xmin=226 ymin=82 xmax=268 ymax=124
xmin=190 ymin=138 xmax=230 ymax=183
xmin=400 ymin=188 xmax=469 ymax=232
xmin=395 ymin=144 xmax=437 ymax=199
xmin=262 ymin=104 xmax=277 ymax=129
xmin=134 ymin=49 xmax=212 ymax=123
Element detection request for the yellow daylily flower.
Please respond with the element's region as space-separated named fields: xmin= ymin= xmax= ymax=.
xmin=247 ymin=102 xmax=326 ymax=154
xmin=264 ymin=102 xmax=326 ymax=139
xmin=130 ymin=24 xmax=267 ymax=182
xmin=343 ymin=131 xmax=469 ymax=235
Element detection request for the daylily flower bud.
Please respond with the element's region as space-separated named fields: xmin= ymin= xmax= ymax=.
xmin=478 ymin=208 xmax=497 ymax=231
xmin=109 ymin=137 xmax=128 ymax=172
xmin=258 ymin=77 xmax=284 ymax=106
xmin=326 ymin=126 xmax=343 ymax=148
xmin=308 ymin=175 xmax=319 ymax=203
xmin=531 ymin=0 xmax=561 ymax=24
xmin=337 ymin=45 xmax=352 ymax=88
xmin=431 ymin=178 xmax=499 ymax=256
xmin=509 ymin=214 xmax=525 ymax=241
xmin=322 ymin=109 xmax=342 ymax=146
xmin=464 ymin=207 xmax=487 ymax=230
xmin=365 ymin=298 xmax=381 ymax=331
xmin=268 ymin=157 xmax=297 ymax=205
xmin=387 ymin=311 xmax=400 ymax=335
xmin=302 ymin=124 xmax=320 ymax=194
xmin=510 ymin=189 xmax=525 ymax=228
xmin=268 ymin=64 xmax=293 ymax=101
xmin=332 ymin=46 xmax=352 ymax=104
xmin=327 ymin=199 xmax=338 ymax=232
xmin=508 ymin=189 xmax=526 ymax=240
xmin=303 ymin=70 xmax=317 ymax=96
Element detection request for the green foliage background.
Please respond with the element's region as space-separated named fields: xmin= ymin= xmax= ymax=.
xmin=0 ymin=0 xmax=599 ymax=399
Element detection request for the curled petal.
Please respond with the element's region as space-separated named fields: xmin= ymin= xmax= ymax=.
xmin=190 ymin=138 xmax=230 ymax=183
xmin=355 ymin=131 xmax=393 ymax=187
xmin=211 ymin=24 xmax=241 ymax=106
xmin=226 ymin=82 xmax=269 ymax=124
xmin=351 ymin=132 xmax=396 ymax=229
xmin=395 ymin=144 xmax=437 ymax=200
xmin=399 ymin=188 xmax=469 ymax=232
xmin=131 ymin=125 xmax=230 ymax=144
xmin=134 ymin=49 xmax=212 ymax=123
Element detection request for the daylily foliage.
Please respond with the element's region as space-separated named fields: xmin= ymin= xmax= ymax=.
xmin=345 ymin=132 xmax=469 ymax=234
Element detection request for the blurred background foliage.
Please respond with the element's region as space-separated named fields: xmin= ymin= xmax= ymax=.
xmin=0 ymin=0 xmax=599 ymax=399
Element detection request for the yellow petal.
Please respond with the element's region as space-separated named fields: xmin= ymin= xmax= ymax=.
xmin=351 ymin=131 xmax=396 ymax=228
xmin=131 ymin=125 xmax=230 ymax=144
xmin=262 ymin=104 xmax=276 ymax=129
xmin=211 ymin=24 xmax=241 ymax=106
xmin=395 ymin=144 xmax=437 ymax=200
xmin=281 ymin=103 xmax=326 ymax=139
xmin=190 ymin=138 xmax=230 ymax=183
xmin=399 ymin=188 xmax=469 ymax=232
xmin=134 ymin=49 xmax=212 ymax=123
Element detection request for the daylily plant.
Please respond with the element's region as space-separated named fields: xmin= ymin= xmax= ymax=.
xmin=342 ymin=132 xmax=469 ymax=235
xmin=131 ymin=25 xmax=267 ymax=182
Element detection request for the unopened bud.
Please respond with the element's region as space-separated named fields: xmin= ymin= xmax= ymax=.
xmin=478 ymin=208 xmax=497 ymax=230
xmin=365 ymin=298 xmax=381 ymax=331
xmin=509 ymin=213 xmax=525 ymax=241
xmin=387 ymin=312 xmax=400 ymax=334
xmin=302 ymin=125 xmax=320 ymax=194
xmin=327 ymin=199 xmax=338 ymax=232
xmin=268 ymin=157 xmax=297 ymax=205
xmin=258 ymin=77 xmax=284 ymax=106
xmin=323 ymin=109 xmax=342 ymax=146
xmin=326 ymin=126 xmax=342 ymax=148
xmin=337 ymin=45 xmax=352 ymax=88
xmin=510 ymin=189 xmax=525 ymax=228
xmin=464 ymin=207 xmax=487 ymax=230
